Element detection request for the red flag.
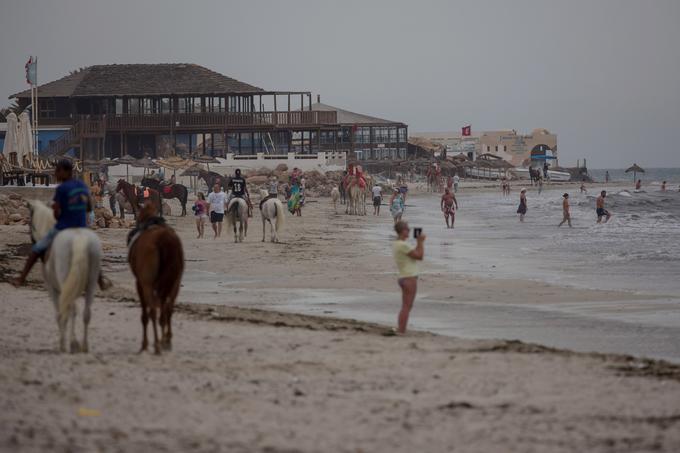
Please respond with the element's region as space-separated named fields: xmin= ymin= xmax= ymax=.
xmin=462 ymin=125 xmax=471 ymax=137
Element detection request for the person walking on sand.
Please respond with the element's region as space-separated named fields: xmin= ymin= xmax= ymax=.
xmin=371 ymin=183 xmax=383 ymax=216
xmin=440 ymin=188 xmax=459 ymax=229
xmin=453 ymin=173 xmax=460 ymax=192
xmin=596 ymin=190 xmax=612 ymax=223
xmin=558 ymin=193 xmax=572 ymax=227
xmin=392 ymin=221 xmax=425 ymax=334
xmin=192 ymin=192 xmax=209 ymax=238
xmin=517 ymin=188 xmax=528 ymax=222
xmin=208 ymin=183 xmax=227 ymax=238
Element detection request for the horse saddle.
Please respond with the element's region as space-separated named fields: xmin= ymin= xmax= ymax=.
xmin=127 ymin=216 xmax=167 ymax=247
xmin=162 ymin=184 xmax=173 ymax=195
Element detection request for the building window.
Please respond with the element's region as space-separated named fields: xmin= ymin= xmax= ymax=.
xmin=128 ymin=98 xmax=140 ymax=115
xmin=115 ymin=98 xmax=123 ymax=115
xmin=39 ymin=99 xmax=56 ymax=118
xmin=354 ymin=127 xmax=371 ymax=144
xmin=495 ymin=145 xmax=498 ymax=152
xmin=398 ymin=127 xmax=407 ymax=142
xmin=160 ymin=98 xmax=171 ymax=114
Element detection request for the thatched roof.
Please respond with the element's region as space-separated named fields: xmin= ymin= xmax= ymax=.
xmin=310 ymin=102 xmax=404 ymax=126
xmin=11 ymin=64 xmax=264 ymax=99
xmin=625 ymin=163 xmax=645 ymax=173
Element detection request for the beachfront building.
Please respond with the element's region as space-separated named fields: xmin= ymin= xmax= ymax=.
xmin=412 ymin=129 xmax=557 ymax=167
xmin=309 ymin=100 xmax=408 ymax=161
xmin=8 ymin=64 xmax=342 ymax=161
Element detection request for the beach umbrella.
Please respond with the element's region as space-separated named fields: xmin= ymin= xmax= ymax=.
xmin=1 ymin=113 xmax=19 ymax=165
xmin=131 ymin=155 xmax=159 ymax=178
xmin=16 ymin=111 xmax=34 ymax=167
xmin=156 ymin=155 xmax=192 ymax=178
xmin=180 ymin=163 xmax=206 ymax=195
xmin=625 ymin=163 xmax=645 ymax=183
xmin=114 ymin=154 xmax=137 ymax=182
xmin=191 ymin=154 xmax=219 ymax=171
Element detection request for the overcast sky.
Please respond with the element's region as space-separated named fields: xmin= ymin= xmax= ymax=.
xmin=1 ymin=0 xmax=678 ymax=168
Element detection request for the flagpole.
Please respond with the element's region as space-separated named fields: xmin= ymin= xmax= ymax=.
xmin=33 ymin=57 xmax=38 ymax=157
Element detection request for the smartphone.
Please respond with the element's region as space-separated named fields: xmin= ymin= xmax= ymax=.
xmin=413 ymin=228 xmax=422 ymax=239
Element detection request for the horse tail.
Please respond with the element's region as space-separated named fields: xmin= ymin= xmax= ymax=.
xmin=155 ymin=229 xmax=184 ymax=303
xmin=58 ymin=233 xmax=90 ymax=324
xmin=274 ymin=199 xmax=285 ymax=232
xmin=225 ymin=200 xmax=235 ymax=229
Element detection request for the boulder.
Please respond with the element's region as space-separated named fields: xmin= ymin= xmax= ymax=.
xmin=162 ymin=202 xmax=171 ymax=216
xmin=0 ymin=208 xmax=9 ymax=225
xmin=7 ymin=192 xmax=22 ymax=200
xmin=275 ymin=164 xmax=288 ymax=173
xmin=247 ymin=175 xmax=269 ymax=186
xmin=9 ymin=213 xmax=23 ymax=223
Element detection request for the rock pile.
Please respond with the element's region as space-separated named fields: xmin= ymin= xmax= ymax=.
xmin=244 ymin=168 xmax=344 ymax=197
xmin=0 ymin=193 xmax=31 ymax=225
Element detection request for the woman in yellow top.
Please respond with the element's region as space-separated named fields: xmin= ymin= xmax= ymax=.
xmin=392 ymin=221 xmax=426 ymax=334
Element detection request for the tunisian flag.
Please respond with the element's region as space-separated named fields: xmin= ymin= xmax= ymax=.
xmin=462 ymin=125 xmax=471 ymax=137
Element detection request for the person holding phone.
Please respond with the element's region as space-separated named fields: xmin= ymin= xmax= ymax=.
xmin=392 ymin=221 xmax=426 ymax=334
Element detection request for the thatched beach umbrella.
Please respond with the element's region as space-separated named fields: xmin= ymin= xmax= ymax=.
xmin=625 ymin=163 xmax=645 ymax=183
xmin=157 ymin=155 xmax=192 ymax=178
xmin=181 ymin=163 xmax=206 ymax=195
xmin=114 ymin=154 xmax=137 ymax=182
xmin=191 ymin=154 xmax=219 ymax=172
xmin=132 ymin=156 xmax=160 ymax=178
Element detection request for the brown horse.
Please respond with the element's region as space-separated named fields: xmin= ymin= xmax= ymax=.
xmin=141 ymin=177 xmax=188 ymax=216
xmin=116 ymin=179 xmax=163 ymax=220
xmin=128 ymin=202 xmax=184 ymax=354
xmin=198 ymin=169 xmax=229 ymax=192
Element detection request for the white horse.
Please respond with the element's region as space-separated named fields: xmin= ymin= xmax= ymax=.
xmin=259 ymin=190 xmax=285 ymax=243
xmin=28 ymin=201 xmax=102 ymax=353
xmin=226 ymin=197 xmax=249 ymax=243
xmin=330 ymin=187 xmax=340 ymax=213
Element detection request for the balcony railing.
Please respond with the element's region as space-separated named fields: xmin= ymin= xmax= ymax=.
xmin=101 ymin=111 xmax=338 ymax=131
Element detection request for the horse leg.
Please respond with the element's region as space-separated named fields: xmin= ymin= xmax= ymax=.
xmin=69 ymin=303 xmax=80 ymax=353
xmin=262 ymin=217 xmax=266 ymax=242
xmin=271 ymin=219 xmax=276 ymax=243
xmin=158 ymin=302 xmax=167 ymax=349
xmin=82 ymin=286 xmax=94 ymax=353
xmin=137 ymin=282 xmax=149 ymax=353
xmin=233 ymin=218 xmax=238 ymax=243
xmin=149 ymin=305 xmax=161 ymax=355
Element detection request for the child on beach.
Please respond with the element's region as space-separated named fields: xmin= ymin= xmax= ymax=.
xmin=392 ymin=221 xmax=425 ymax=334
xmin=517 ymin=189 xmax=527 ymax=222
xmin=193 ymin=192 xmax=209 ymax=238
xmin=389 ymin=189 xmax=404 ymax=223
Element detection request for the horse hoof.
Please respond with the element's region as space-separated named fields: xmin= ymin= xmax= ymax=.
xmin=70 ymin=341 xmax=81 ymax=354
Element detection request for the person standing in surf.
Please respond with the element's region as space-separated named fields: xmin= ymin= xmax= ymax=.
xmin=371 ymin=183 xmax=383 ymax=216
xmin=440 ymin=188 xmax=459 ymax=229
xmin=517 ymin=188 xmax=528 ymax=222
xmin=596 ymin=190 xmax=612 ymax=223
xmin=392 ymin=221 xmax=425 ymax=334
xmin=558 ymin=193 xmax=572 ymax=228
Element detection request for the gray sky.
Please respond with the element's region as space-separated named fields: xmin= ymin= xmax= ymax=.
xmin=1 ymin=0 xmax=679 ymax=168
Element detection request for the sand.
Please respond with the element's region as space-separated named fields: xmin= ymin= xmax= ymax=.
xmin=1 ymin=190 xmax=680 ymax=452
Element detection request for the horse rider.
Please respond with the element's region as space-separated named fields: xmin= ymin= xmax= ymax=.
xmin=12 ymin=159 xmax=111 ymax=290
xmin=228 ymin=168 xmax=253 ymax=217
xmin=260 ymin=175 xmax=279 ymax=210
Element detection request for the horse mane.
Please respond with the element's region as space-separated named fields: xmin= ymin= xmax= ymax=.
xmin=28 ymin=200 xmax=56 ymax=242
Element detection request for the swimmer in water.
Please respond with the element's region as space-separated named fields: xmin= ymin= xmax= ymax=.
xmin=596 ymin=190 xmax=612 ymax=223
xmin=558 ymin=193 xmax=572 ymax=228
xmin=440 ymin=188 xmax=459 ymax=229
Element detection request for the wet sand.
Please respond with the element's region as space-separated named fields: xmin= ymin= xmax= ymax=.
xmin=1 ymin=189 xmax=680 ymax=451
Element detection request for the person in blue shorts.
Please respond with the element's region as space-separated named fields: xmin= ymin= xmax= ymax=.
xmin=12 ymin=160 xmax=110 ymax=289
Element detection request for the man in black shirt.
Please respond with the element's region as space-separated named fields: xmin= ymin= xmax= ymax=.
xmin=228 ymin=169 xmax=253 ymax=216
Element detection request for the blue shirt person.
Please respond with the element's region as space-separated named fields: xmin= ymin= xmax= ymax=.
xmin=12 ymin=159 xmax=110 ymax=290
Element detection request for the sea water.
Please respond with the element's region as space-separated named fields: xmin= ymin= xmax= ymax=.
xmin=388 ymin=183 xmax=680 ymax=296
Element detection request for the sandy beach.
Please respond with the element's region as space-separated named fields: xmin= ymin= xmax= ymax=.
xmin=1 ymin=187 xmax=680 ymax=452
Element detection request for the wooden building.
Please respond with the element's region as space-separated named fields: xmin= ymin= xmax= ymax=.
xmin=309 ymin=101 xmax=408 ymax=161
xmin=10 ymin=64 xmax=341 ymax=160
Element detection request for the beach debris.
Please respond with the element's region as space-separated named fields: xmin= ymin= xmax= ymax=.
xmin=78 ymin=408 xmax=101 ymax=417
